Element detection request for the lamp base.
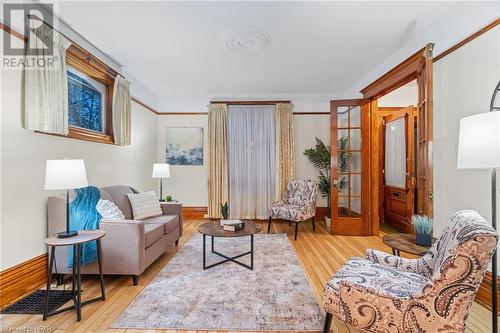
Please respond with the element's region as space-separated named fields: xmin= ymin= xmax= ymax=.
xmin=56 ymin=230 xmax=78 ymax=238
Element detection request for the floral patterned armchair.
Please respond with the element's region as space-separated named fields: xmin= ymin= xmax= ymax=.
xmin=268 ymin=180 xmax=318 ymax=240
xmin=323 ymin=210 xmax=498 ymax=333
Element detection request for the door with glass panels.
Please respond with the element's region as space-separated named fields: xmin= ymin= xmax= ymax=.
xmin=330 ymin=99 xmax=369 ymax=235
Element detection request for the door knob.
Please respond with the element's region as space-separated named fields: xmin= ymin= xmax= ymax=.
xmin=333 ymin=179 xmax=338 ymax=186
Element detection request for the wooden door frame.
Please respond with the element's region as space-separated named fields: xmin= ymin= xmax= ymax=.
xmin=360 ymin=43 xmax=434 ymax=236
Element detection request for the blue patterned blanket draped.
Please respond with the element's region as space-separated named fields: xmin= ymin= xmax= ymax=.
xmin=67 ymin=186 xmax=102 ymax=268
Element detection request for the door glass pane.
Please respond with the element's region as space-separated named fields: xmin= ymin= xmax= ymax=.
xmin=338 ymin=175 xmax=349 ymax=195
xmin=338 ymin=130 xmax=349 ymax=150
xmin=339 ymin=197 xmax=348 ymax=217
xmin=350 ymin=197 xmax=361 ymax=217
xmin=338 ymin=107 xmax=349 ymax=128
xmin=350 ymin=106 xmax=360 ymax=127
xmin=385 ymin=117 xmax=406 ymax=188
xmin=350 ymin=174 xmax=361 ymax=196
xmin=350 ymin=152 xmax=361 ymax=173
xmin=350 ymin=129 xmax=361 ymax=150
xmin=338 ymin=151 xmax=349 ymax=173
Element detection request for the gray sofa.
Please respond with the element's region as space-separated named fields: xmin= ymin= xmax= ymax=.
xmin=47 ymin=185 xmax=183 ymax=285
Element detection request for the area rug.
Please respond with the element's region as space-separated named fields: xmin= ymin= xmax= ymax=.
xmin=111 ymin=233 xmax=324 ymax=330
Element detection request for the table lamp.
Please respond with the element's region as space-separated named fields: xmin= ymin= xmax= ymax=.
xmin=457 ymin=110 xmax=499 ymax=333
xmin=152 ymin=163 xmax=170 ymax=201
xmin=44 ymin=159 xmax=88 ymax=238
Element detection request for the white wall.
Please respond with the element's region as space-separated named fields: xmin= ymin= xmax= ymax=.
xmin=156 ymin=112 xmax=330 ymax=207
xmin=0 ymin=44 xmax=158 ymax=271
xmin=433 ymin=26 xmax=500 ymax=271
xmin=378 ymin=80 xmax=417 ymax=107
xmin=157 ymin=115 xmax=209 ymax=206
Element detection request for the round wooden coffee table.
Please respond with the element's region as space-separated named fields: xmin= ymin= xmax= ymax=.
xmin=198 ymin=220 xmax=262 ymax=270
xmin=382 ymin=233 xmax=435 ymax=256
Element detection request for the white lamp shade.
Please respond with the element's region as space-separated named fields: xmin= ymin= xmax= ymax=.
xmin=457 ymin=111 xmax=500 ymax=169
xmin=152 ymin=163 xmax=170 ymax=178
xmin=44 ymin=159 xmax=88 ymax=190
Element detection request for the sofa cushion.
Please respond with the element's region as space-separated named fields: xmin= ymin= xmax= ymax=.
xmin=127 ymin=191 xmax=163 ymax=220
xmin=96 ymin=199 xmax=125 ymax=220
xmin=143 ymin=215 xmax=179 ymax=234
xmin=102 ymin=185 xmax=136 ymax=219
xmin=144 ymin=223 xmax=165 ymax=248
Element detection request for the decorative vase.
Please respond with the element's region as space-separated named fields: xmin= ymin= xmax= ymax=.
xmin=415 ymin=232 xmax=432 ymax=247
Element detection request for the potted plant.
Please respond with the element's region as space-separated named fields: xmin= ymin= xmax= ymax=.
xmin=304 ymin=137 xmax=348 ymax=227
xmin=165 ymin=195 xmax=173 ymax=202
xmin=411 ymin=215 xmax=433 ymax=247
xmin=220 ymin=202 xmax=229 ymax=223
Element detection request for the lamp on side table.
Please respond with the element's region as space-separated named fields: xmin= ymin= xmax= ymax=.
xmin=44 ymin=159 xmax=88 ymax=238
xmin=152 ymin=163 xmax=170 ymax=201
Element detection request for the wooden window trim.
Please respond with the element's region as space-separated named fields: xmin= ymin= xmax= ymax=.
xmin=66 ymin=44 xmax=117 ymax=144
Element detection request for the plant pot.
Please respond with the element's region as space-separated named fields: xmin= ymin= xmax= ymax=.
xmin=415 ymin=232 xmax=432 ymax=247
xmin=325 ymin=217 xmax=331 ymax=228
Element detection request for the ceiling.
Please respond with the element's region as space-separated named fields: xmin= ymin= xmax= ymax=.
xmin=57 ymin=1 xmax=458 ymax=96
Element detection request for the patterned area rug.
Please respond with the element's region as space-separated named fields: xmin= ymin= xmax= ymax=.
xmin=112 ymin=234 xmax=324 ymax=330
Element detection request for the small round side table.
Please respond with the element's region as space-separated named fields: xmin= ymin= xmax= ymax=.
xmin=44 ymin=230 xmax=106 ymax=321
xmin=382 ymin=233 xmax=435 ymax=256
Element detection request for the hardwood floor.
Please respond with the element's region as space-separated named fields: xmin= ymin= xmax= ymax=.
xmin=1 ymin=220 xmax=498 ymax=332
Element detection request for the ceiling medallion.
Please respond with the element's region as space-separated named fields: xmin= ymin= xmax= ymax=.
xmin=225 ymin=26 xmax=271 ymax=53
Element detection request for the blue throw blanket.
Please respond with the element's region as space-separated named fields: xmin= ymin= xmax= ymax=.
xmin=67 ymin=186 xmax=102 ymax=268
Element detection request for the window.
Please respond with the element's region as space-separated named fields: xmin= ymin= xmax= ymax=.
xmin=65 ymin=44 xmax=116 ymax=144
xmin=68 ymin=69 xmax=106 ymax=133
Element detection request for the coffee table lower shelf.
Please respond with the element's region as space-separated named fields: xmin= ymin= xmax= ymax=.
xmin=202 ymin=234 xmax=254 ymax=270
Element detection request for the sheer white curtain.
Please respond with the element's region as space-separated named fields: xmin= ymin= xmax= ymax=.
xmin=385 ymin=117 xmax=406 ymax=188
xmin=228 ymin=105 xmax=276 ymax=219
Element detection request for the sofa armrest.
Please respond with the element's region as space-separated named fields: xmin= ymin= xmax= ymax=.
xmin=99 ymin=220 xmax=146 ymax=275
xmin=160 ymin=202 xmax=183 ymax=237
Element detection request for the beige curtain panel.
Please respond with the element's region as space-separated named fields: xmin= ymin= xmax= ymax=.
xmin=23 ymin=21 xmax=72 ymax=135
xmin=112 ymin=75 xmax=132 ymax=145
xmin=207 ymin=103 xmax=229 ymax=218
xmin=275 ymin=103 xmax=296 ymax=199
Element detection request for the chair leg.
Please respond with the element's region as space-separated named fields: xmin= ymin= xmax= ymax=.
xmin=312 ymin=217 xmax=316 ymax=232
xmin=268 ymin=216 xmax=272 ymax=233
xmin=294 ymin=222 xmax=299 ymax=240
xmin=323 ymin=312 xmax=333 ymax=333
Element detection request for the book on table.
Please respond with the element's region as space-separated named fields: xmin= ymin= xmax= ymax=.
xmin=222 ymin=220 xmax=245 ymax=231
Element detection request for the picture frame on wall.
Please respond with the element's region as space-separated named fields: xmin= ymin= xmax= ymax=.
xmin=165 ymin=127 xmax=204 ymax=166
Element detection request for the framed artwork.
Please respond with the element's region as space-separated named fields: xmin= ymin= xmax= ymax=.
xmin=165 ymin=127 xmax=204 ymax=165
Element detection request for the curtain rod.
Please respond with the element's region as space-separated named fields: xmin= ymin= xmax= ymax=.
xmin=27 ymin=14 xmax=119 ymax=77
xmin=210 ymin=100 xmax=291 ymax=105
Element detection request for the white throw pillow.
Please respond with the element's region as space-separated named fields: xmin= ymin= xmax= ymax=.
xmin=126 ymin=191 xmax=163 ymax=220
xmin=96 ymin=199 xmax=125 ymax=221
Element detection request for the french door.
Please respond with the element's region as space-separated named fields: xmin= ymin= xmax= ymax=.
xmin=330 ymin=99 xmax=370 ymax=235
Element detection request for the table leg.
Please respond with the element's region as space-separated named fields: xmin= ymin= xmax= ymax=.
xmin=203 ymin=234 xmax=206 ymax=270
xmin=97 ymin=239 xmax=105 ymax=301
xmin=392 ymin=248 xmax=396 ymax=256
xmin=75 ymin=244 xmax=82 ymax=322
xmin=43 ymin=246 xmax=55 ymax=321
xmin=211 ymin=235 xmax=214 ymax=253
xmin=250 ymin=234 xmax=254 ymax=270
xmin=72 ymin=248 xmax=76 ymax=296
